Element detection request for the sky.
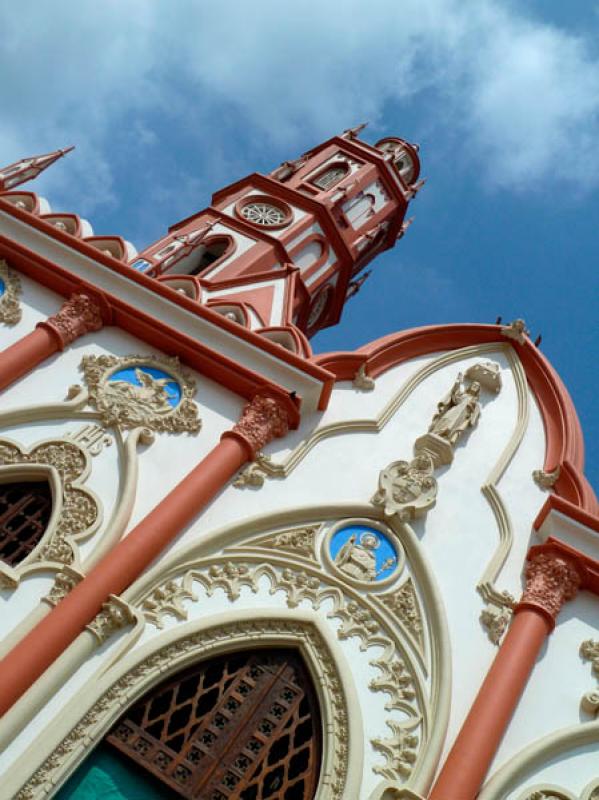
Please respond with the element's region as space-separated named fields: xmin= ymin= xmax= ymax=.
xmin=1 ymin=0 xmax=597 ymax=490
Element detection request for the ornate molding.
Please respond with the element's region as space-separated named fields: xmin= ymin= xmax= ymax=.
xmin=533 ymin=465 xmax=561 ymax=489
xmin=580 ymin=639 xmax=599 ymax=715
xmin=39 ymin=294 xmax=103 ymax=348
xmin=42 ymin=566 xmax=84 ymax=608
xmin=139 ymin=557 xmax=425 ymax=778
xmin=233 ymin=344 xmax=510 ymax=490
xmin=238 ymin=524 xmax=320 ymax=564
xmin=518 ymin=550 xmax=581 ymax=625
xmin=0 ymin=259 xmax=22 ymax=325
xmin=519 ymin=782 xmax=599 ymax=800
xmin=228 ymin=394 xmax=289 ymax=457
xmin=0 ymin=437 xmax=100 ymax=568
xmin=15 ymin=620 xmax=350 ymax=800
xmin=81 ymin=353 xmax=201 ymax=433
xmin=378 ymin=579 xmax=424 ymax=648
xmin=372 ymin=454 xmax=437 ymax=521
xmin=372 ymin=720 xmax=419 ymax=780
xmin=86 ymin=595 xmax=136 ymax=645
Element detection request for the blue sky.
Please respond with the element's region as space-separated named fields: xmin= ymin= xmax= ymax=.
xmin=1 ymin=1 xmax=597 ymax=489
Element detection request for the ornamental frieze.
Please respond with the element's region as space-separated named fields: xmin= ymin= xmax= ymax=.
xmin=80 ymin=353 xmax=201 ymax=434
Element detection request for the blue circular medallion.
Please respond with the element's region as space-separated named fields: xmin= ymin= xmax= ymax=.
xmin=329 ymin=524 xmax=399 ymax=583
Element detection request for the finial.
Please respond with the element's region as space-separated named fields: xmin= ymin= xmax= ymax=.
xmin=342 ymin=122 xmax=369 ymax=140
xmin=0 ymin=146 xmax=75 ymax=192
xmin=346 ymin=270 xmax=372 ymax=299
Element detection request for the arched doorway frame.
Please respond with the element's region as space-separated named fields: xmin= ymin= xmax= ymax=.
xmin=12 ymin=609 xmax=362 ymax=800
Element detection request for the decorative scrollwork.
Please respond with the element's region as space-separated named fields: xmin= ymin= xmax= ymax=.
xmin=0 ymin=436 xmax=100 ymax=566
xmin=81 ymin=353 xmax=201 ymax=434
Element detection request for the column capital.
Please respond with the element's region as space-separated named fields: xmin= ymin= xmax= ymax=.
xmin=224 ymin=394 xmax=289 ymax=459
xmin=38 ymin=293 xmax=104 ymax=349
xmin=516 ymin=546 xmax=583 ymax=629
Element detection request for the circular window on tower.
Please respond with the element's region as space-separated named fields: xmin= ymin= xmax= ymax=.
xmin=236 ymin=195 xmax=293 ymax=229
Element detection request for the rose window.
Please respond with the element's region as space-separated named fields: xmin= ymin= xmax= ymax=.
xmin=240 ymin=201 xmax=288 ymax=227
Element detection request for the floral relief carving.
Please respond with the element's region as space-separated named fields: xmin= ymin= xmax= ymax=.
xmin=519 ymin=550 xmax=581 ymax=623
xmin=42 ymin=566 xmax=84 ymax=607
xmin=519 ymin=781 xmax=599 ymax=800
xmin=378 ymin=579 xmax=424 ymax=647
xmin=372 ymin=720 xmax=419 ymax=781
xmin=86 ymin=595 xmax=136 ymax=645
xmin=229 ymin=394 xmax=289 ymax=456
xmin=81 ymin=353 xmax=201 ymax=434
xmin=141 ymin=576 xmax=197 ymax=629
xmin=139 ymin=556 xmax=425 ymax=783
xmin=16 ymin=621 xmax=349 ymax=800
xmin=480 ymin=602 xmax=513 ymax=645
xmin=501 ymin=318 xmax=530 ymax=344
xmin=0 ymin=259 xmax=22 ymax=325
xmin=0 ymin=437 xmax=100 ymax=566
xmin=580 ymin=639 xmax=599 ymax=715
xmin=41 ymin=294 xmax=103 ymax=347
xmin=235 ymin=524 xmax=319 ymax=563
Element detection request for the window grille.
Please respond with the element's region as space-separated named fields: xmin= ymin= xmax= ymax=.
xmin=0 ymin=481 xmax=53 ymax=566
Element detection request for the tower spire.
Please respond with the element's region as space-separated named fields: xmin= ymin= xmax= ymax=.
xmin=0 ymin=146 xmax=75 ymax=192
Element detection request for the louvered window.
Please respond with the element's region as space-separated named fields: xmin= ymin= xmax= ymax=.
xmin=0 ymin=480 xmax=53 ymax=566
xmin=106 ymin=649 xmax=322 ymax=799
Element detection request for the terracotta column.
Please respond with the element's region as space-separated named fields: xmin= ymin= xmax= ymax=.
xmin=429 ymin=547 xmax=582 ymax=800
xmin=0 ymin=395 xmax=289 ymax=717
xmin=0 ymin=293 xmax=103 ymax=391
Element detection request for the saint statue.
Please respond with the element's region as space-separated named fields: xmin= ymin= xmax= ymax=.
xmin=429 ymin=374 xmax=480 ymax=445
xmin=334 ymin=531 xmax=396 ymax=582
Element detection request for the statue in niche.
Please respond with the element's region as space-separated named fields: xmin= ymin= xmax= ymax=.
xmin=428 ymin=373 xmax=481 ymax=445
xmin=334 ymin=531 xmax=396 ymax=582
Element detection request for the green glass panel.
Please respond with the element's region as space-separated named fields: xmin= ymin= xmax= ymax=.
xmin=56 ymin=744 xmax=181 ymax=800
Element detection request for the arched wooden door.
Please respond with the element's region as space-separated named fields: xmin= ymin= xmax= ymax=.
xmin=105 ymin=648 xmax=323 ymax=799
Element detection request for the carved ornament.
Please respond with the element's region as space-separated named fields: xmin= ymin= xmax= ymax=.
xmin=237 ymin=525 xmax=319 ymax=563
xmin=228 ymin=394 xmax=289 ymax=457
xmin=0 ymin=259 xmax=22 ymax=325
xmin=81 ymin=353 xmax=201 ymax=433
xmin=372 ymin=454 xmax=437 ymax=521
xmin=580 ymin=639 xmax=599 ymax=715
xmin=518 ymin=550 xmax=582 ymax=625
xmin=86 ymin=594 xmax=136 ymax=645
xmin=480 ymin=603 xmax=513 ymax=645
xmin=372 ymin=720 xmax=419 ymax=780
xmin=139 ymin=556 xmax=424 ymax=783
xmin=0 ymin=437 xmax=100 ymax=567
xmin=501 ymin=318 xmax=530 ymax=344
xmin=39 ymin=294 xmax=103 ymax=348
xmin=520 ymin=781 xmax=599 ymax=800
xmin=42 ymin=566 xmax=84 ymax=607
xmin=67 ymin=424 xmax=113 ymax=456
xmin=353 ymin=363 xmax=375 ymax=391
xmin=16 ymin=620 xmax=350 ymax=800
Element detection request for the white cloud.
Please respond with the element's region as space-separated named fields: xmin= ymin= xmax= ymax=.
xmin=1 ymin=0 xmax=598 ymax=221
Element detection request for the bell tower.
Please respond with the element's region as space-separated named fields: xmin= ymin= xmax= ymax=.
xmin=131 ymin=127 xmax=421 ymax=355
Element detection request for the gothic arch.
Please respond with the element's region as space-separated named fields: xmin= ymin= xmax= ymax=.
xmin=11 ymin=611 xmax=361 ymax=800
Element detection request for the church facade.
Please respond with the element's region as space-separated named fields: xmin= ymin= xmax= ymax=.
xmin=0 ymin=131 xmax=597 ymax=800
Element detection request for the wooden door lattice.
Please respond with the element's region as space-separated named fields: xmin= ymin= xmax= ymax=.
xmin=0 ymin=481 xmax=53 ymax=566
xmin=106 ymin=649 xmax=322 ymax=799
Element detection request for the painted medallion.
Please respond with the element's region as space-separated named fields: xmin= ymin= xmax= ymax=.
xmin=329 ymin=524 xmax=399 ymax=584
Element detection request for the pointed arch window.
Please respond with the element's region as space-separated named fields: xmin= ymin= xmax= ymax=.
xmin=61 ymin=649 xmax=323 ymax=799
xmin=310 ymin=162 xmax=349 ymax=191
xmin=0 ymin=480 xmax=53 ymax=566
